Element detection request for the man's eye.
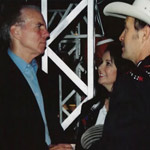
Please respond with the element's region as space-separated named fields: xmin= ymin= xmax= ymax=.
xmin=37 ymin=23 xmax=43 ymax=29
xmin=125 ymin=26 xmax=128 ymax=32
xmin=37 ymin=24 xmax=41 ymax=28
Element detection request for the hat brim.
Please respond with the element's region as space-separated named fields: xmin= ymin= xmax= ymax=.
xmin=103 ymin=2 xmax=150 ymax=25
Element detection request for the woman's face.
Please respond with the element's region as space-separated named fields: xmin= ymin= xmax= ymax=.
xmin=98 ymin=51 xmax=117 ymax=92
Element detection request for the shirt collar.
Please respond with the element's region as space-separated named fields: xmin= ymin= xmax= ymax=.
xmin=8 ymin=48 xmax=38 ymax=73
xmin=137 ymin=55 xmax=150 ymax=68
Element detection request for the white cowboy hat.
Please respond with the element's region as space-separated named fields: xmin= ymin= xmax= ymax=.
xmin=103 ymin=0 xmax=150 ymax=25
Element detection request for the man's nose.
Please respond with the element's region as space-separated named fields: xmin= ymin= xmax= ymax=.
xmin=119 ymin=30 xmax=125 ymax=41
xmin=43 ymin=29 xmax=50 ymax=40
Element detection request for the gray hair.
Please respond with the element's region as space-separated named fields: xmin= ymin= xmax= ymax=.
xmin=134 ymin=18 xmax=148 ymax=31
xmin=0 ymin=4 xmax=40 ymax=49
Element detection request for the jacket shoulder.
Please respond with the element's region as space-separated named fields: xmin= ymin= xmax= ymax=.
xmin=126 ymin=65 xmax=150 ymax=82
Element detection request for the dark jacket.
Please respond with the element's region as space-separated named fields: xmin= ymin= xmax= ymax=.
xmin=75 ymin=93 xmax=106 ymax=150
xmin=90 ymin=56 xmax=150 ymax=150
xmin=0 ymin=52 xmax=66 ymax=150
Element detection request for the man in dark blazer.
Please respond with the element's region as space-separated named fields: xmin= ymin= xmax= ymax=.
xmin=0 ymin=3 xmax=73 ymax=150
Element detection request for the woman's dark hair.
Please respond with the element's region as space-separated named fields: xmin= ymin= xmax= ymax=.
xmin=104 ymin=41 xmax=135 ymax=77
xmin=94 ymin=41 xmax=135 ymax=104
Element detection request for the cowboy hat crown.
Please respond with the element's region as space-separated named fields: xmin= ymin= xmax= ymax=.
xmin=104 ymin=0 xmax=150 ymax=25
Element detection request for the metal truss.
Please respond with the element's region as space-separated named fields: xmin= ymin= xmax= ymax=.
xmin=41 ymin=0 xmax=104 ymax=130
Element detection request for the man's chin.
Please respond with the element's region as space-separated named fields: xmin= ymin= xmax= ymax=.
xmin=40 ymin=47 xmax=46 ymax=54
xmin=39 ymin=50 xmax=45 ymax=57
xmin=122 ymin=51 xmax=128 ymax=58
xmin=121 ymin=52 xmax=126 ymax=59
xmin=122 ymin=53 xmax=133 ymax=62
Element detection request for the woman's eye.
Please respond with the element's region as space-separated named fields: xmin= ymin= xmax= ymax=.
xmin=106 ymin=61 xmax=111 ymax=66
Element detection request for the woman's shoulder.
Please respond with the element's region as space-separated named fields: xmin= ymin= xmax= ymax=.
xmin=82 ymin=97 xmax=100 ymax=109
xmin=81 ymin=97 xmax=103 ymax=116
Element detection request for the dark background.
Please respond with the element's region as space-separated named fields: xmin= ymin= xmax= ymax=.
xmin=0 ymin=0 xmax=134 ymax=39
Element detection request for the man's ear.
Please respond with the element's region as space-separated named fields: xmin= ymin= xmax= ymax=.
xmin=10 ymin=25 xmax=21 ymax=40
xmin=141 ymin=25 xmax=150 ymax=41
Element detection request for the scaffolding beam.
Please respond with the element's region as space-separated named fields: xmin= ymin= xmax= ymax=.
xmin=41 ymin=0 xmax=102 ymax=130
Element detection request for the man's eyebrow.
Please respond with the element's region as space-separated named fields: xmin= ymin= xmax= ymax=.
xmin=37 ymin=22 xmax=44 ymax=25
xmin=38 ymin=22 xmax=47 ymax=28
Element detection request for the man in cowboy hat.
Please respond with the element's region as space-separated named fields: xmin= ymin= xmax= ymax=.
xmin=89 ymin=0 xmax=150 ymax=149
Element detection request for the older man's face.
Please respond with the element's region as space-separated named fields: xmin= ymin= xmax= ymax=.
xmin=17 ymin=8 xmax=49 ymax=60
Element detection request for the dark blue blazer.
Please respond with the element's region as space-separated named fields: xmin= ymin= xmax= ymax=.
xmin=0 ymin=52 xmax=66 ymax=150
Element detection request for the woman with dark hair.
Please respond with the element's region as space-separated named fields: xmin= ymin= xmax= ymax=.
xmin=75 ymin=40 xmax=135 ymax=150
